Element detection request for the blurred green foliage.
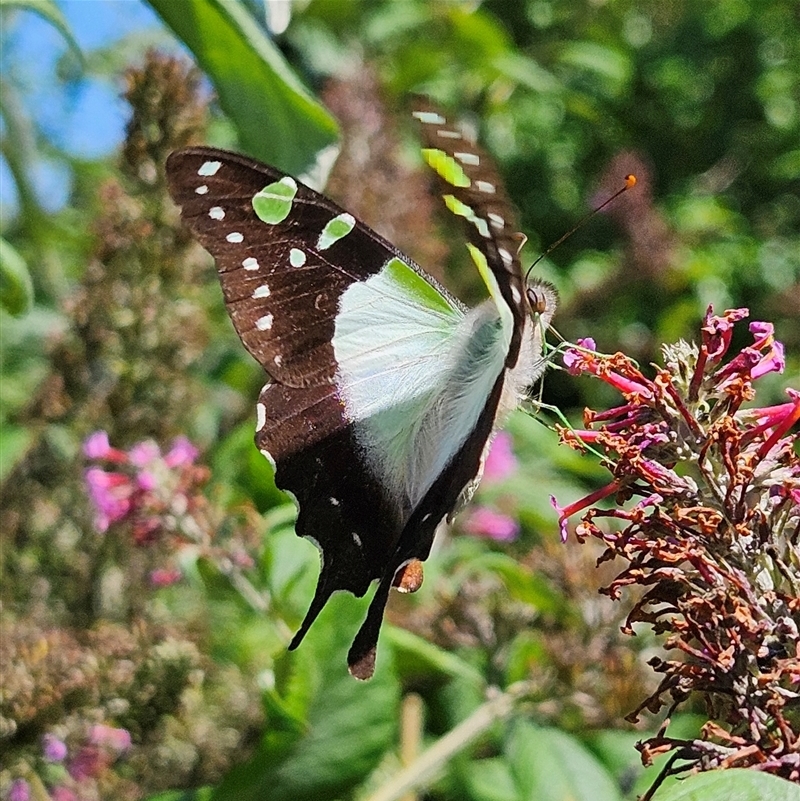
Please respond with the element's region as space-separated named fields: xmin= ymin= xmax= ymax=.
xmin=1 ymin=1 xmax=798 ymax=800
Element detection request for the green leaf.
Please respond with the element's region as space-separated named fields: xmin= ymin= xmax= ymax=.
xmin=144 ymin=790 xmax=213 ymax=801
xmin=0 ymin=425 xmax=34 ymax=483
xmin=0 ymin=237 xmax=34 ymax=316
xmin=462 ymin=756 xmax=520 ymax=801
xmin=0 ymin=0 xmax=83 ymax=61
xmin=212 ymin=592 xmax=400 ymax=801
xmin=652 ymin=769 xmax=800 ymax=801
xmin=383 ymin=625 xmax=485 ymax=687
xmin=557 ymin=41 xmax=632 ymax=97
xmin=584 ymin=728 xmax=647 ymax=794
xmin=147 ymin=0 xmax=339 ymax=175
xmin=476 ymin=551 xmax=563 ymax=613
xmin=506 ymin=720 xmax=623 ymax=801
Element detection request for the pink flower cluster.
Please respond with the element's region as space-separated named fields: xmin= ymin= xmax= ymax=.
xmin=4 ymin=726 xmax=131 ymax=801
xmin=552 ymin=309 xmax=798 ymax=541
xmin=83 ymin=431 xmax=209 ymax=584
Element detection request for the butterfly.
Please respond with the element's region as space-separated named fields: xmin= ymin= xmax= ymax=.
xmin=165 ymin=100 xmax=558 ymax=679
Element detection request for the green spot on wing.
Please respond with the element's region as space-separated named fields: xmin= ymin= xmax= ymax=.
xmin=252 ymin=176 xmax=298 ymax=224
xmin=318 ymin=213 xmax=355 ymax=250
xmin=384 ymin=258 xmax=456 ymax=316
xmin=422 ymin=148 xmax=470 ymax=188
xmin=443 ymin=194 xmax=490 ymax=239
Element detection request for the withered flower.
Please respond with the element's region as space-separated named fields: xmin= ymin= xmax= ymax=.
xmin=552 ymin=309 xmax=799 ymax=790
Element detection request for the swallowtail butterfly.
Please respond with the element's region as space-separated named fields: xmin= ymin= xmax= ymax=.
xmin=166 ymin=101 xmax=558 ymax=679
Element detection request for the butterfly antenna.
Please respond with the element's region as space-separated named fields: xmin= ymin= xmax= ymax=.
xmin=525 ymin=174 xmax=636 ymax=282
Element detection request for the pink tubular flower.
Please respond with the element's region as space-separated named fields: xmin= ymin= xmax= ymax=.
xmin=83 ymin=430 xmax=127 ymax=462
xmin=562 ymin=346 xmax=653 ymax=398
xmin=462 ymin=507 xmax=520 ymax=541
xmin=757 ymin=388 xmax=800 ymax=459
xmin=701 ymin=307 xmax=748 ymax=362
xmin=551 ymin=482 xmax=620 ymax=542
xmin=84 ymin=467 xmax=135 ymax=532
xmin=483 ymin=432 xmax=518 ymax=483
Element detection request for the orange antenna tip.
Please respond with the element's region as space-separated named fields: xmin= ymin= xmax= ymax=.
xmin=625 ymin=174 xmax=637 ymax=189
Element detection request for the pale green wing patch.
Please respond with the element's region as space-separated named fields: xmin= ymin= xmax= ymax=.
xmin=444 ymin=194 xmax=490 ymax=239
xmin=466 ymin=244 xmax=513 ymax=333
xmin=317 ymin=212 xmax=356 ymax=250
xmin=333 ymin=255 xmax=508 ymax=510
xmin=422 ymin=148 xmax=471 ymax=188
xmin=383 ymin=257 xmax=455 ymax=316
xmin=252 ymin=176 xmax=298 ymax=224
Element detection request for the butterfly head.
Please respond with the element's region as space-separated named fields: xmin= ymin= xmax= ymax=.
xmin=526 ymin=278 xmax=559 ymax=331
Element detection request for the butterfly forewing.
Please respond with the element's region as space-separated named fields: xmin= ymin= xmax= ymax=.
xmin=412 ymin=100 xmax=529 ymax=367
xmin=166 ymin=147 xmax=455 ymax=388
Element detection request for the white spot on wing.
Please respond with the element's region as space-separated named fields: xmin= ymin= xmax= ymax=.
xmin=329 ymin=497 xmax=340 ymax=506
xmin=198 ymin=160 xmax=221 ymax=176
xmin=252 ymin=284 xmax=271 ymax=299
xmin=488 ymin=212 xmax=505 ymax=229
xmin=437 ymin=129 xmax=461 ymax=139
xmin=256 ymin=313 xmax=273 ymax=330
xmin=195 ymin=185 xmax=209 ymax=195
xmin=352 ymin=532 xmax=363 ymax=548
xmin=274 ymin=354 xmax=283 ymax=367
xmin=242 ymin=257 xmax=259 ymax=270
xmin=259 ymin=448 xmax=278 ymax=474
xmin=289 ymin=248 xmax=306 ymax=267
xmin=256 ymin=402 xmax=266 ymax=432
xmin=499 ymin=248 xmax=513 ymax=267
xmin=227 ymin=232 xmax=244 ymax=243
xmin=455 ymin=151 xmax=480 ymax=166
xmin=209 ymin=206 xmax=225 ymax=220
xmin=511 ymin=285 xmax=521 ymax=303
xmin=413 ymin=110 xmax=446 ymax=125
xmin=476 ymin=180 xmax=496 ymax=194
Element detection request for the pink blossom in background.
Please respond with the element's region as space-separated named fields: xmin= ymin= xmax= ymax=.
xmin=7 ymin=779 xmax=30 ymax=801
xmin=84 ymin=467 xmax=135 ymax=532
xmin=462 ymin=507 xmax=519 ymax=541
xmin=164 ymin=436 xmax=199 ymax=467
xmin=83 ymin=430 xmax=127 ymax=462
xmin=90 ymin=724 xmax=132 ymax=753
xmin=128 ymin=440 xmax=160 ymax=468
xmin=50 ymin=787 xmax=78 ymax=801
xmin=483 ymin=432 xmax=518 ymax=483
xmin=42 ymin=733 xmax=68 ymax=762
xmin=149 ymin=567 xmax=182 ymax=587
xmin=68 ymin=746 xmax=102 ymax=781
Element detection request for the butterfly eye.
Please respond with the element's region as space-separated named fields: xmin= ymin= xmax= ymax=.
xmin=527 ymin=287 xmax=547 ymax=315
xmin=526 ymin=280 xmax=559 ymax=325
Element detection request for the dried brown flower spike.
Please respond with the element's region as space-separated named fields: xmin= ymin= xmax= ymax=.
xmin=552 ymin=307 xmax=799 ymax=790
